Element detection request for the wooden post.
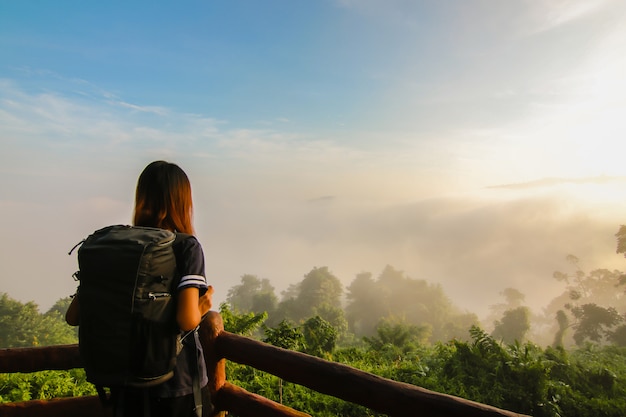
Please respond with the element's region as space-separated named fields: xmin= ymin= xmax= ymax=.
xmin=198 ymin=311 xmax=226 ymax=417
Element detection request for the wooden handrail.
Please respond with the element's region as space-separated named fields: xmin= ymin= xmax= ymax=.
xmin=216 ymin=331 xmax=527 ymax=417
xmin=0 ymin=344 xmax=81 ymax=373
xmin=0 ymin=312 xmax=530 ymax=417
xmin=0 ymin=395 xmax=111 ymax=417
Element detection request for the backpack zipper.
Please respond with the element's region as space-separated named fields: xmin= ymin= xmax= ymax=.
xmin=148 ymin=292 xmax=171 ymax=300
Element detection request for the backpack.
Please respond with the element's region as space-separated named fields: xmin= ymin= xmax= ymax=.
xmin=70 ymin=225 xmax=185 ymax=389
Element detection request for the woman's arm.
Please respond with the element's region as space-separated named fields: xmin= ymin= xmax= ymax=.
xmin=66 ymin=284 xmax=212 ymax=330
xmin=66 ymin=295 xmax=80 ymax=326
xmin=177 ymin=285 xmax=213 ymax=331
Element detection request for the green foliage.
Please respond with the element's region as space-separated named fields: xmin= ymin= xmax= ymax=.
xmin=276 ymin=267 xmax=343 ymax=325
xmin=263 ymin=319 xmax=304 ymax=351
xmin=219 ymin=302 xmax=267 ymax=336
xmin=363 ymin=316 xmax=429 ymax=353
xmin=226 ymin=274 xmax=278 ymax=315
xmin=45 ymin=297 xmax=74 ymax=317
xmin=226 ymin=318 xmax=625 ymax=417
xmin=545 ymin=345 xmax=626 ymax=417
xmin=345 ymin=265 xmax=479 ymax=343
xmin=548 ymin=257 xmax=626 ymax=348
xmin=488 ymin=288 xmax=527 ymax=322
xmin=433 ymin=326 xmax=551 ymax=414
xmin=492 ymin=306 xmax=531 ymax=344
xmin=569 ymin=304 xmax=623 ymax=346
xmin=301 ymin=316 xmax=337 ymax=357
xmin=609 ymin=324 xmax=626 ymax=346
xmin=0 ymin=293 xmax=78 ymax=348
xmin=0 ymin=369 xmax=96 ymax=403
xmin=553 ymin=309 xmax=569 ymax=348
xmin=2 ymin=302 xmax=625 ymax=417
xmin=299 ymin=267 xmax=343 ymax=310
xmin=225 ymin=361 xmax=384 ymax=417
xmin=227 ymin=324 xmax=626 ymax=417
xmin=311 ymin=303 xmax=348 ymax=339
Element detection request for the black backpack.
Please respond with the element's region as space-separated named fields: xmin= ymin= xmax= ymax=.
xmin=70 ymin=225 xmax=185 ymax=388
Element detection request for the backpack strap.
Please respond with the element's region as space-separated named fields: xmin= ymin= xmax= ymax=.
xmin=190 ymin=328 xmax=203 ymax=417
xmin=175 ymin=232 xmax=204 ymax=417
xmin=175 ymin=232 xmax=203 ymax=416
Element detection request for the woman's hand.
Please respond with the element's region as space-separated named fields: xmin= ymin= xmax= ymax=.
xmin=199 ymin=285 xmax=213 ymax=316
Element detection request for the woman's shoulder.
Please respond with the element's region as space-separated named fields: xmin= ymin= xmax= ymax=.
xmin=173 ymin=233 xmax=206 ymax=278
xmin=174 ymin=233 xmax=203 ymax=254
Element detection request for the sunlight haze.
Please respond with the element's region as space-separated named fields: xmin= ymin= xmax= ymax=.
xmin=1 ymin=0 xmax=626 ymax=321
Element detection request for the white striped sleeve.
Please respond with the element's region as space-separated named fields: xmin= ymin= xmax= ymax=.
xmin=178 ymin=274 xmax=207 ymax=290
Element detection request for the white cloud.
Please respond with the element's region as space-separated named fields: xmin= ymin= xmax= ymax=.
xmin=112 ymin=100 xmax=169 ymax=116
xmin=523 ymin=0 xmax=615 ymax=34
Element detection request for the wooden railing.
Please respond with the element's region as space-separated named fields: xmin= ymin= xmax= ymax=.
xmin=0 ymin=312 xmax=530 ymax=417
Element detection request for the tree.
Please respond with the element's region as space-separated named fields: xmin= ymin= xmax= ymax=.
xmin=263 ymin=319 xmax=305 ymax=404
xmin=226 ymin=274 xmax=277 ymax=314
xmin=615 ymin=225 xmax=626 ymax=290
xmin=346 ymin=265 xmax=468 ymax=343
xmin=345 ymin=272 xmax=380 ymax=336
xmin=46 ymin=297 xmax=73 ymax=317
xmin=440 ymin=312 xmax=480 ymax=343
xmin=311 ymin=303 xmax=348 ymax=341
xmin=500 ymin=288 xmax=526 ymax=306
xmin=616 ymin=225 xmax=626 ymax=258
xmin=608 ymin=324 xmax=626 ymax=346
xmin=297 ymin=267 xmax=343 ymax=312
xmin=569 ymin=303 xmax=623 ymax=346
xmin=363 ymin=316 xmax=430 ymax=352
xmin=219 ymin=303 xmax=267 ymax=336
xmin=0 ymin=294 xmax=77 ymax=348
xmin=547 ymin=255 xmax=626 ymax=346
xmin=552 ymin=256 xmax=623 ymax=306
xmin=271 ymin=297 xmax=300 ymax=328
xmin=552 ymin=310 xmax=569 ymax=348
xmin=277 ymin=267 xmax=343 ymax=323
xmin=251 ymin=292 xmax=278 ymax=316
xmin=485 ymin=288 xmax=526 ymax=335
xmin=491 ymin=306 xmax=531 ymax=344
xmin=263 ymin=320 xmax=304 ymax=351
xmin=488 ymin=288 xmax=525 ymax=319
xmin=301 ymin=316 xmax=337 ymax=357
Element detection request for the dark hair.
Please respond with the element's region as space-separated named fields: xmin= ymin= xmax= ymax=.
xmin=133 ymin=161 xmax=195 ymax=234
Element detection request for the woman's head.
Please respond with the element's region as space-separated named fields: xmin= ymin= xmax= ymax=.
xmin=133 ymin=161 xmax=195 ymax=234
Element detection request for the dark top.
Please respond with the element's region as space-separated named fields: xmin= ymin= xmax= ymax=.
xmin=155 ymin=235 xmax=209 ymax=398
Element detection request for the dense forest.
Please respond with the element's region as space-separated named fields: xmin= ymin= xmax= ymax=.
xmin=1 ymin=227 xmax=626 ymax=416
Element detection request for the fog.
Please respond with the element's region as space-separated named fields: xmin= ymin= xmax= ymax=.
xmin=197 ymin=176 xmax=626 ymax=320
xmin=2 ymin=166 xmax=625 ymax=324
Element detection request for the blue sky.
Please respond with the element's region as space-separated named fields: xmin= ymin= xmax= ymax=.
xmin=2 ymin=0 xmax=626 ymax=317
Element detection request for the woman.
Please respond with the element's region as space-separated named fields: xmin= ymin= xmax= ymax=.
xmin=66 ymin=160 xmax=213 ymax=417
